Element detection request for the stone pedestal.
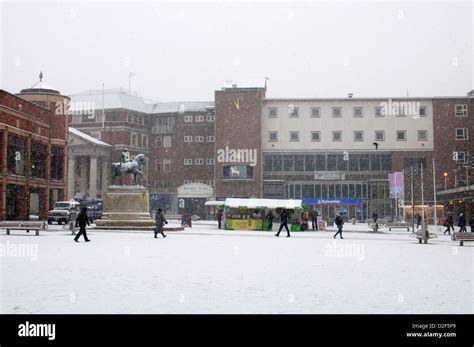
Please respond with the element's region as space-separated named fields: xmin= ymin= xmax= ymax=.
xmin=95 ymin=185 xmax=155 ymax=230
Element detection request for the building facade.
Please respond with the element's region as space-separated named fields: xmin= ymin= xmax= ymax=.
xmin=0 ymin=76 xmax=69 ymax=220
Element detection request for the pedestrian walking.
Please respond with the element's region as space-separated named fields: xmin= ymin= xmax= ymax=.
xmin=469 ymin=217 xmax=474 ymax=232
xmin=154 ymin=208 xmax=168 ymax=238
xmin=265 ymin=210 xmax=274 ymax=231
xmin=443 ymin=215 xmax=454 ymax=235
xmin=311 ymin=209 xmax=319 ymax=231
xmin=216 ymin=209 xmax=223 ymax=229
xmin=416 ymin=214 xmax=422 ymax=229
xmin=458 ymin=213 xmax=467 ymax=232
xmin=333 ymin=212 xmax=344 ymax=239
xmin=74 ymin=207 xmax=90 ymax=242
xmin=275 ymin=209 xmax=291 ymax=237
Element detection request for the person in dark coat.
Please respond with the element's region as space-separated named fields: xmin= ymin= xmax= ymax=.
xmin=154 ymin=208 xmax=168 ymax=238
xmin=416 ymin=214 xmax=422 ymax=229
xmin=265 ymin=210 xmax=274 ymax=231
xmin=216 ymin=209 xmax=223 ymax=229
xmin=74 ymin=207 xmax=90 ymax=242
xmin=458 ymin=213 xmax=467 ymax=232
xmin=443 ymin=215 xmax=454 ymax=235
xmin=333 ymin=212 xmax=344 ymax=239
xmin=372 ymin=212 xmax=378 ymax=224
xmin=311 ymin=209 xmax=319 ymax=231
xmin=469 ymin=217 xmax=474 ymax=232
xmin=275 ymin=209 xmax=291 ymax=237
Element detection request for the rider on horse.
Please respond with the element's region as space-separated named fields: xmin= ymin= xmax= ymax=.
xmin=121 ymin=148 xmax=131 ymax=167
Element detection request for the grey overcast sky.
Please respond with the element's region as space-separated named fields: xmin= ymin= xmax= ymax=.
xmin=1 ymin=1 xmax=473 ymax=101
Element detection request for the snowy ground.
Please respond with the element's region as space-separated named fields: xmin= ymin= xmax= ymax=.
xmin=1 ymin=222 xmax=472 ymax=314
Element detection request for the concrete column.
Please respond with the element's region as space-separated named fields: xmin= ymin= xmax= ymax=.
xmin=79 ymin=157 xmax=88 ymax=194
xmin=68 ymin=156 xmax=76 ymax=200
xmin=101 ymin=159 xmax=109 ymax=195
xmin=89 ymin=156 xmax=98 ymax=198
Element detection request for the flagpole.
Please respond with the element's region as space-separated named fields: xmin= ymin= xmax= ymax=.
xmin=102 ymin=83 xmax=105 ymax=129
xmin=421 ymin=162 xmax=425 ymax=220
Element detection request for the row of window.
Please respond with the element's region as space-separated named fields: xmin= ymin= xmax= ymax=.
xmin=268 ymin=105 xmax=428 ymax=118
xmin=184 ymin=179 xmax=214 ymax=186
xmin=131 ymin=133 xmax=149 ymax=148
xmin=263 ymin=153 xmax=392 ymax=172
xmin=269 ymin=130 xmax=430 ymax=142
xmin=184 ymin=114 xmax=215 ymax=123
xmin=184 ymin=136 xmax=215 ymax=143
xmin=286 ymin=182 xmax=390 ymax=200
xmin=184 ymin=158 xmax=215 ymax=165
xmin=127 ymin=114 xmax=145 ymax=125
xmin=267 ymin=104 xmax=468 ymax=118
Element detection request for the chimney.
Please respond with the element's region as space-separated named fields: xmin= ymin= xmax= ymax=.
xmin=348 ymin=93 xmax=353 ymax=98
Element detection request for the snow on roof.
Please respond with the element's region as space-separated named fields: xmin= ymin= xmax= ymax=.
xmin=69 ymin=127 xmax=112 ymax=147
xmin=204 ymin=201 xmax=226 ymax=207
xmin=224 ymin=198 xmax=302 ymax=209
xmin=222 ymin=78 xmax=267 ymax=90
xmin=70 ymin=88 xmax=214 ymax=114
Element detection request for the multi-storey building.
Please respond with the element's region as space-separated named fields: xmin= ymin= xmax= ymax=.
xmin=0 ymin=75 xmax=69 ymax=220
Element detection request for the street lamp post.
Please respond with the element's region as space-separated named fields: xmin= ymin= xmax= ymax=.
xmin=443 ymin=172 xmax=448 ymax=190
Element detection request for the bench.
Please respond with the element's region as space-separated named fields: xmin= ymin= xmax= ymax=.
xmin=451 ymin=232 xmax=474 ymax=246
xmin=387 ymin=222 xmax=411 ymax=231
xmin=410 ymin=230 xmax=438 ymax=244
xmin=0 ymin=221 xmax=47 ymax=236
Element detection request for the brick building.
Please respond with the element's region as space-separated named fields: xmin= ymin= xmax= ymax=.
xmin=0 ymin=75 xmax=69 ymax=220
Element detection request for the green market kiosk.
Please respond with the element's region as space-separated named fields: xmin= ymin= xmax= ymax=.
xmin=221 ymin=198 xmax=303 ymax=231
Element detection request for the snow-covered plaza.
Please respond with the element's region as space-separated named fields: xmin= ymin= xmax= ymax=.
xmin=1 ymin=222 xmax=472 ymax=314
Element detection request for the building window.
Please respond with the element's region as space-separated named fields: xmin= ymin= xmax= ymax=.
xmin=163 ymin=135 xmax=171 ymax=148
xmin=155 ymin=159 xmax=162 ymax=173
xmin=127 ymin=114 xmax=133 ymax=123
xmin=184 ymin=159 xmax=193 ymax=165
xmin=184 ymin=115 xmax=193 ymax=122
xmin=456 ymin=152 xmax=467 ymax=163
xmin=417 ymin=130 xmax=428 ymax=141
xmin=206 ymin=158 xmax=214 ymax=165
xmin=163 ymin=159 xmax=171 ymax=173
xmin=195 ymin=158 xmax=204 ymax=165
xmin=7 ymin=134 xmax=26 ymax=175
xmin=184 ymin=136 xmax=193 ymax=143
xmin=207 ymin=114 xmax=215 ymax=122
xmin=131 ymin=133 xmax=138 ymax=146
xmin=353 ymin=131 xmax=364 ymax=141
xmin=353 ymin=107 xmax=364 ymax=117
xmin=455 ymin=128 xmax=469 ymax=140
xmin=195 ymin=115 xmax=204 ymax=122
xmin=375 ymin=131 xmax=385 ymax=141
xmin=374 ymin=106 xmax=385 ymax=117
xmin=50 ymin=146 xmax=64 ymax=180
xmin=269 ymin=131 xmax=278 ymax=142
xmin=30 ymin=141 xmax=47 ymax=179
xmin=396 ymin=130 xmax=407 ymax=141
xmin=206 ymin=180 xmax=214 ymax=187
xmin=332 ymin=131 xmax=343 ymax=141
xmin=455 ymin=104 xmax=467 ymax=117
xmin=195 ymin=180 xmax=204 ymax=184
xmin=310 ymin=107 xmax=321 ymax=118
xmin=289 ymin=131 xmax=300 ymax=142
xmin=268 ymin=107 xmax=278 ymax=118
xmin=155 ymin=136 xmax=163 ymax=147
xmin=206 ymin=136 xmax=215 ymax=142
xmin=289 ymin=106 xmax=299 ymax=118
xmin=311 ymin=131 xmax=321 ymax=142
xmin=195 ymin=136 xmax=204 ymax=142
xmin=419 ymin=106 xmax=427 ymax=117
xmin=332 ymin=107 xmax=342 ymax=118
xmin=142 ymin=135 xmax=148 ymax=148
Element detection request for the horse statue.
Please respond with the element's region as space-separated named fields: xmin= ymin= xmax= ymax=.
xmin=111 ymin=153 xmax=146 ymax=185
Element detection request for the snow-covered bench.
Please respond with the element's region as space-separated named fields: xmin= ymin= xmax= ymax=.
xmin=410 ymin=230 xmax=437 ymax=244
xmin=0 ymin=221 xmax=46 ymax=236
xmin=387 ymin=222 xmax=411 ymax=231
xmin=451 ymin=232 xmax=474 ymax=246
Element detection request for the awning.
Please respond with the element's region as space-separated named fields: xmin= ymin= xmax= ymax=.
xmin=224 ymin=198 xmax=303 ymax=209
xmin=303 ymin=198 xmax=363 ymax=205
